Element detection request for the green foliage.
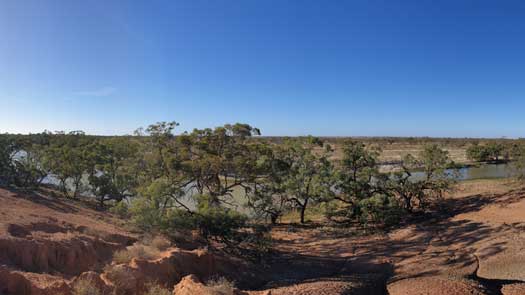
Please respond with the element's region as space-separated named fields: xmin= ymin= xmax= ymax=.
xmin=129 ymin=186 xmax=174 ymax=231
xmin=510 ymin=143 xmax=525 ymax=180
xmin=466 ymin=142 xmax=506 ymax=162
xmin=0 ymin=124 xmax=474 ymax=246
xmin=0 ymin=135 xmax=17 ymax=185
xmin=40 ymin=131 xmax=94 ymax=198
xmin=109 ymin=200 xmax=130 ymax=218
xmin=12 ymin=149 xmax=47 ymax=188
xmin=245 ymin=142 xmax=290 ymax=224
xmin=276 ymin=139 xmax=334 ymax=223
xmin=328 ymin=141 xmax=388 ymax=224
xmin=389 ymin=145 xmax=457 ymax=212
xmin=194 ymin=195 xmax=247 ymax=242
xmin=88 ymin=137 xmax=139 ymax=207
xmin=0 ymin=134 xmax=48 ymax=188
xmin=179 ymin=123 xmax=262 ymax=206
xmin=356 ymin=194 xmax=403 ymax=227
xmin=328 ymin=143 xmax=456 ymax=227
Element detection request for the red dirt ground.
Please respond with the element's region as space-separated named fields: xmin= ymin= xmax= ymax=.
xmin=2 ymin=179 xmax=525 ymax=294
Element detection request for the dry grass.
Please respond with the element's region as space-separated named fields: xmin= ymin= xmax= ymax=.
xmin=144 ymin=282 xmax=171 ymax=295
xmin=207 ymin=277 xmax=236 ymax=295
xmin=144 ymin=235 xmax=171 ymax=251
xmin=72 ymin=277 xmax=102 ymax=295
xmin=103 ymin=265 xmax=135 ymax=292
xmin=112 ymin=243 xmax=161 ymax=264
xmin=111 ymin=235 xmax=170 ymax=264
xmin=81 ymin=227 xmax=113 ymax=241
xmin=327 ymin=142 xmax=471 ymax=164
xmin=112 ymin=249 xmax=134 ymax=264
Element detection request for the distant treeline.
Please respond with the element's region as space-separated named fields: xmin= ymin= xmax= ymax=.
xmin=258 ymin=136 xmax=523 ymax=146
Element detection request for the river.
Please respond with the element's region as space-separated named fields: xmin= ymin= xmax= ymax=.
xmin=409 ymin=163 xmax=515 ymax=181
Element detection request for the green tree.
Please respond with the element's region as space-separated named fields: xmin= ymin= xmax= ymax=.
xmin=0 ymin=135 xmax=17 ymax=185
xmin=390 ymin=144 xmax=456 ymax=212
xmin=180 ymin=123 xmax=262 ymax=207
xmin=278 ymin=139 xmax=334 ymax=223
xmin=467 ymin=142 xmax=505 ymax=162
xmin=87 ymin=137 xmax=140 ymax=208
xmin=329 ymin=141 xmax=390 ymax=224
xmin=41 ymin=131 xmax=93 ymax=198
xmin=11 ymin=133 xmax=52 ymax=188
xmin=245 ymin=142 xmax=291 ymax=224
xmin=510 ymin=142 xmax=525 ymax=180
xmin=130 ymin=122 xmax=260 ymax=243
xmin=131 ymin=121 xmax=193 ymax=220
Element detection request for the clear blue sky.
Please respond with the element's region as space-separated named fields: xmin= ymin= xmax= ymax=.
xmin=1 ymin=0 xmax=525 ymax=137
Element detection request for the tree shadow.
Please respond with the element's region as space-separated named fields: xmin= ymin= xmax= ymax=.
xmin=258 ymin=251 xmax=392 ymax=293
xmin=261 ymin=188 xmax=525 ymax=293
xmin=441 ymin=187 xmax=525 ymax=218
xmin=6 ymin=188 xmax=79 ymax=214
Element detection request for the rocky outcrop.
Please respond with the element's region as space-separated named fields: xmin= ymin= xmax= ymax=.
xmin=501 ymin=283 xmax=525 ymax=295
xmin=0 ymin=267 xmax=70 ymax=295
xmin=131 ymin=248 xmax=216 ymax=286
xmin=0 ymin=235 xmax=122 ymax=275
xmin=172 ymin=275 xmax=248 ymax=295
xmin=0 ymin=220 xmax=135 ymax=277
xmin=172 ymin=275 xmax=210 ymax=295
xmin=100 ymin=248 xmax=220 ymax=293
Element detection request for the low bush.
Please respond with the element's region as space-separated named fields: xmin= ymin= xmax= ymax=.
xmin=112 ymin=244 xmax=160 ymax=264
xmin=109 ymin=201 xmax=130 ymax=218
xmin=103 ymin=264 xmax=135 ymax=293
xmin=206 ymin=276 xmax=236 ymax=295
xmin=72 ymin=277 xmax=101 ymax=295
xmin=148 ymin=236 xmax=171 ymax=251
xmin=144 ymin=282 xmax=171 ymax=295
xmin=112 ymin=249 xmax=133 ymax=264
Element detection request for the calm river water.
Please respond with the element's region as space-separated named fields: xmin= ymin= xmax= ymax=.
xmin=410 ymin=163 xmax=514 ymax=181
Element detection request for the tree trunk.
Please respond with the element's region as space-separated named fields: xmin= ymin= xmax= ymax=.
xmin=300 ymin=198 xmax=309 ymax=223
xmin=270 ymin=213 xmax=278 ymax=225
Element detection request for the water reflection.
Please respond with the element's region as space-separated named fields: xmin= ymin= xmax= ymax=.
xmin=410 ymin=163 xmax=514 ymax=181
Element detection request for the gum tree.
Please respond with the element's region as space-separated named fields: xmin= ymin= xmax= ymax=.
xmin=390 ymin=144 xmax=456 ymax=212
xmin=278 ymin=138 xmax=334 ymax=224
xmin=329 ymin=141 xmax=390 ymax=224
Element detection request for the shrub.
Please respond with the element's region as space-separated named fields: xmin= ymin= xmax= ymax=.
xmin=195 ymin=204 xmax=247 ymax=242
xmin=466 ymin=143 xmax=505 ymax=162
xmin=112 ymin=249 xmax=133 ymax=264
xmin=103 ymin=265 xmax=135 ymax=293
xmin=144 ymin=282 xmax=171 ymax=295
xmin=72 ymin=277 xmax=101 ymax=295
xmin=109 ymin=201 xmax=129 ymax=218
xmin=129 ymin=196 xmax=164 ymax=231
xmin=129 ymin=244 xmax=159 ymax=260
xmin=357 ymin=194 xmax=403 ymax=228
xmin=149 ymin=236 xmax=171 ymax=251
xmin=112 ymin=244 xmax=160 ymax=264
xmin=0 ymin=136 xmax=17 ymax=186
xmin=207 ymin=277 xmax=236 ymax=295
